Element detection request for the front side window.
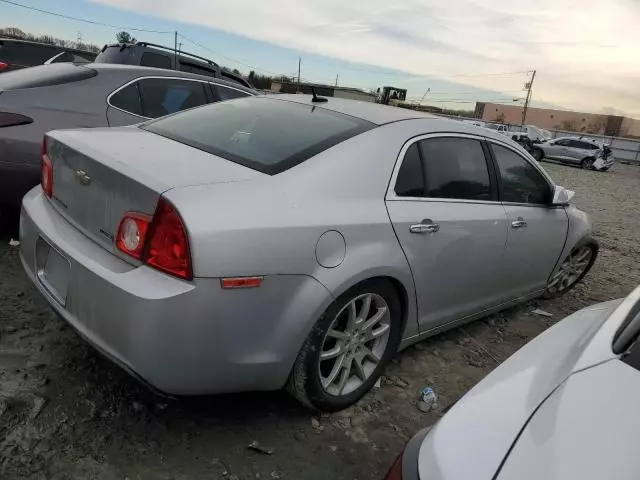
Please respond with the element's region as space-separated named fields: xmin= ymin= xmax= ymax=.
xmin=395 ymin=143 xmax=425 ymax=197
xmin=555 ymin=139 xmax=571 ymax=147
xmin=109 ymin=82 xmax=143 ymax=116
xmin=419 ymin=137 xmax=492 ymax=201
xmin=142 ymin=97 xmax=373 ymax=175
xmin=492 ymin=144 xmax=551 ymax=205
xmin=137 ymin=78 xmax=208 ymax=118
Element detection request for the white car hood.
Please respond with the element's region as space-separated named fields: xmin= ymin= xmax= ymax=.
xmin=418 ymin=298 xmax=625 ymax=480
xmin=498 ymin=358 xmax=640 ymax=480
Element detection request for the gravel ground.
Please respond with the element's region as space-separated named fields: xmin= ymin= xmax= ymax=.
xmin=0 ymin=162 xmax=638 ymax=480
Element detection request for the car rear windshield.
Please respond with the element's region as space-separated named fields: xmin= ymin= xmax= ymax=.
xmin=0 ymin=63 xmax=97 ymax=90
xmin=141 ymin=97 xmax=374 ymax=175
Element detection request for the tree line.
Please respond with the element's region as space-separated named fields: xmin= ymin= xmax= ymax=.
xmin=0 ymin=27 xmax=100 ymax=53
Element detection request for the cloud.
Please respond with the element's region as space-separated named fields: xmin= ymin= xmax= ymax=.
xmin=91 ymin=0 xmax=640 ymax=117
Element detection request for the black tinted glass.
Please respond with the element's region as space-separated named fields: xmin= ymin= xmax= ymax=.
xmin=179 ymin=62 xmax=216 ymax=77
xmin=0 ymin=63 xmax=97 ymax=89
xmin=142 ymin=97 xmax=374 ymax=175
xmin=555 ymin=139 xmax=570 ymax=146
xmin=110 ymin=83 xmax=143 ymax=116
xmin=419 ymin=137 xmax=491 ymax=200
xmin=138 ymin=78 xmax=208 ymax=118
xmin=395 ymin=143 xmax=425 ymax=197
xmin=216 ymin=85 xmax=250 ymax=101
xmin=492 ymin=144 xmax=551 ymax=205
xmin=141 ymin=52 xmax=172 ymax=69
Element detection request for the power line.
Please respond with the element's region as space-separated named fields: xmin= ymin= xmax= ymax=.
xmin=178 ymin=32 xmax=283 ymax=77
xmin=300 ymin=56 xmax=531 ymax=78
xmin=0 ymin=0 xmax=173 ymax=33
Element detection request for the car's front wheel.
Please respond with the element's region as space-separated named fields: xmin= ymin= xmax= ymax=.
xmin=532 ymin=148 xmax=544 ymax=161
xmin=543 ymin=242 xmax=598 ymax=298
xmin=287 ymin=279 xmax=402 ymax=411
xmin=581 ymin=157 xmax=595 ymax=170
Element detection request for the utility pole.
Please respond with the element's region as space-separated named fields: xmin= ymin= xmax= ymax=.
xmin=418 ymin=88 xmax=431 ymax=107
xmin=174 ymin=31 xmax=178 ymax=70
xmin=335 ymin=74 xmax=339 ymax=87
xmin=297 ymin=57 xmax=301 ymax=93
xmin=521 ymin=69 xmax=536 ymax=125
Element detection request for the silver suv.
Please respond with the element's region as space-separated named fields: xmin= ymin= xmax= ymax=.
xmin=532 ymin=136 xmax=614 ymax=171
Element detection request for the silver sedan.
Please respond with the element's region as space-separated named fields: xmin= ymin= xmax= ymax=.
xmin=20 ymin=95 xmax=597 ymax=411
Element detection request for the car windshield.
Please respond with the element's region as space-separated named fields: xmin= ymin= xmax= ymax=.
xmin=141 ymin=97 xmax=374 ymax=175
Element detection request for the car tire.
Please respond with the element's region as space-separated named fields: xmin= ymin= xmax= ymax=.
xmin=287 ymin=279 xmax=402 ymax=411
xmin=543 ymin=241 xmax=598 ymax=299
xmin=581 ymin=157 xmax=595 ymax=170
xmin=532 ymin=148 xmax=544 ymax=161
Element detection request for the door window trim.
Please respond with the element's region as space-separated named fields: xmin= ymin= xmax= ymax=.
xmin=385 ymin=132 xmax=500 ymax=205
xmin=106 ymin=75 xmax=217 ymax=120
xmin=485 ymin=139 xmax=556 ymax=208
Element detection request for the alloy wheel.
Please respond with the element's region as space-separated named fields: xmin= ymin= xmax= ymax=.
xmin=547 ymin=245 xmax=593 ymax=294
xmin=319 ymin=293 xmax=391 ymax=396
xmin=582 ymin=158 xmax=594 ymax=170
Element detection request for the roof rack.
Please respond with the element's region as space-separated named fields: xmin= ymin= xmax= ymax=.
xmin=133 ymin=42 xmax=221 ymax=69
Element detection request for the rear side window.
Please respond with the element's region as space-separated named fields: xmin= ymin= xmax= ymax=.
xmin=395 ymin=143 xmax=425 ymax=197
xmin=0 ymin=63 xmax=97 ymax=90
xmin=216 ymin=85 xmax=251 ymax=101
xmin=419 ymin=137 xmax=492 ymax=201
xmin=137 ymin=78 xmax=208 ymax=118
xmin=141 ymin=52 xmax=172 ymax=69
xmin=492 ymin=144 xmax=551 ymax=205
xmin=179 ymin=62 xmax=216 ymax=77
xmin=109 ymin=83 xmax=143 ymax=116
xmin=142 ymin=97 xmax=374 ymax=175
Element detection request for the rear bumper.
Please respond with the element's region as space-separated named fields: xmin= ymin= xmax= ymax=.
xmin=20 ymin=187 xmax=332 ymax=395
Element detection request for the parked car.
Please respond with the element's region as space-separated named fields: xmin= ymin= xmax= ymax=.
xmin=532 ymin=136 xmax=614 ymax=171
xmin=0 ymin=38 xmax=96 ymax=73
xmin=385 ymin=284 xmax=640 ymax=480
xmin=485 ymin=122 xmax=509 ymax=135
xmin=0 ymin=62 xmax=256 ymax=207
xmin=95 ymin=42 xmax=252 ymax=88
xmin=20 ymin=95 xmax=597 ymax=411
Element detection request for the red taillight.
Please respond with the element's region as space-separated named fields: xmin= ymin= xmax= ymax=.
xmin=116 ymin=213 xmax=151 ymax=259
xmin=116 ymin=198 xmax=192 ymax=280
xmin=385 ymin=451 xmax=404 ymax=480
xmin=144 ymin=198 xmax=192 ymax=280
xmin=0 ymin=62 xmax=8 ymax=71
xmin=41 ymin=137 xmax=53 ymax=198
xmin=0 ymin=111 xmax=33 ymax=128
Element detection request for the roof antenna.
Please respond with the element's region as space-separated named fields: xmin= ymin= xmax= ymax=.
xmin=311 ymin=87 xmax=328 ymax=103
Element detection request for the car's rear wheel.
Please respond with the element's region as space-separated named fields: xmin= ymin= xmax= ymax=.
xmin=581 ymin=157 xmax=595 ymax=170
xmin=532 ymin=148 xmax=544 ymax=161
xmin=287 ymin=279 xmax=402 ymax=411
xmin=543 ymin=242 xmax=598 ymax=298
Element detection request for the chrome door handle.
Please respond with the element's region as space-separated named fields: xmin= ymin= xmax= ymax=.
xmin=410 ymin=222 xmax=440 ymax=234
xmin=511 ymin=218 xmax=527 ymax=229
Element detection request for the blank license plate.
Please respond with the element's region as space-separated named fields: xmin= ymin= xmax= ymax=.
xmin=37 ymin=241 xmax=70 ymax=306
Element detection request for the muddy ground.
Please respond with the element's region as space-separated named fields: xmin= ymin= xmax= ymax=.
xmin=1 ymin=162 xmax=639 ymax=480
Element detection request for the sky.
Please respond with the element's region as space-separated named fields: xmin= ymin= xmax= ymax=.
xmin=1 ymin=0 xmax=639 ymax=118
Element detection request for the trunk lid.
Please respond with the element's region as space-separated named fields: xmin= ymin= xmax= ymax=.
xmin=46 ymin=126 xmax=263 ymax=253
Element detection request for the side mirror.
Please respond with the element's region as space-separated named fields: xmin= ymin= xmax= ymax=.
xmin=552 ymin=185 xmax=574 ymax=206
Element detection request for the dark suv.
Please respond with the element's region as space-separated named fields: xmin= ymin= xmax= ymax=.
xmin=95 ymin=42 xmax=252 ymax=88
xmin=0 ymin=38 xmax=96 ymax=72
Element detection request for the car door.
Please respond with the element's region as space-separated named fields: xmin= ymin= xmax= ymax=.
xmin=107 ymin=77 xmax=211 ymax=126
xmin=489 ymin=142 xmax=568 ymax=299
xmin=385 ymin=134 xmax=510 ymax=332
xmin=544 ymin=138 xmax=570 ymax=160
